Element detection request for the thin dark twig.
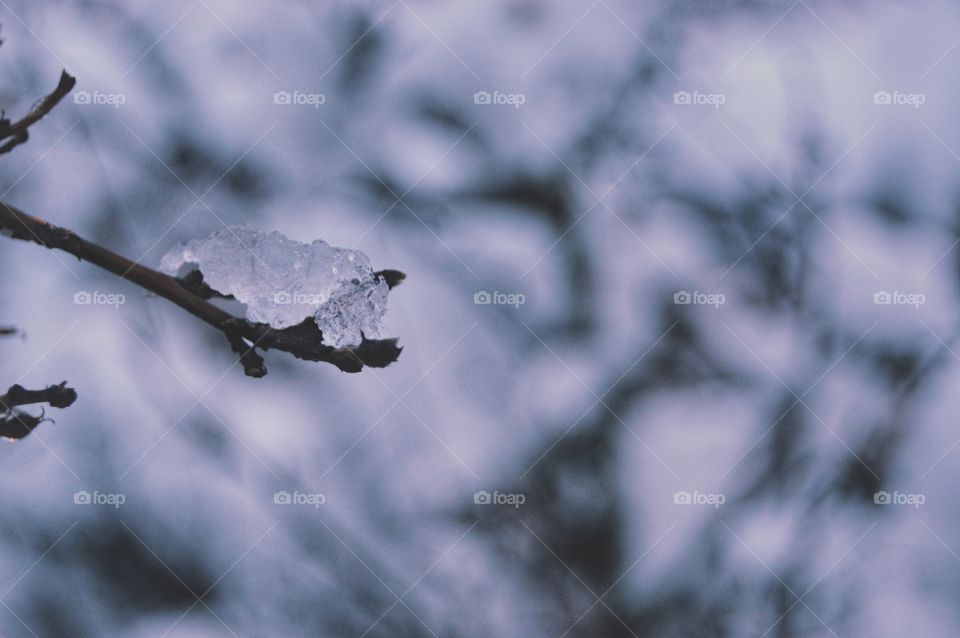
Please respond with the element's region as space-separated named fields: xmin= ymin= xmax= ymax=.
xmin=0 ymin=381 xmax=77 ymax=440
xmin=0 ymin=382 xmax=77 ymax=409
xmin=374 ymin=270 xmax=406 ymax=290
xmin=225 ymin=331 xmax=267 ymax=378
xmin=0 ymin=70 xmax=76 ymax=155
xmin=0 ymin=202 xmax=403 ymax=376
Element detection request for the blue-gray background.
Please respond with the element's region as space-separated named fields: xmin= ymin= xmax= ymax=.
xmin=0 ymin=0 xmax=957 ymax=636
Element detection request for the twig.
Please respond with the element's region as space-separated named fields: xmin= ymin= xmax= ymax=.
xmin=0 ymin=202 xmax=403 ymax=376
xmin=1 ymin=382 xmax=77 ymax=409
xmin=374 ymin=269 xmax=406 ymax=290
xmin=0 ymin=381 xmax=77 ymax=440
xmin=225 ymin=330 xmax=267 ymax=378
xmin=0 ymin=70 xmax=76 ymax=156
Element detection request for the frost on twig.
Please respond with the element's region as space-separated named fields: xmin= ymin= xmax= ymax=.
xmin=0 ymin=201 xmax=404 ymax=378
xmin=0 ymin=62 xmax=403 ymax=383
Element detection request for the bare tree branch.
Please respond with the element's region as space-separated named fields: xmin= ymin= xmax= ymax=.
xmin=0 ymin=381 xmax=77 ymax=439
xmin=0 ymin=70 xmax=76 ymax=155
xmin=1 ymin=382 xmax=77 ymax=409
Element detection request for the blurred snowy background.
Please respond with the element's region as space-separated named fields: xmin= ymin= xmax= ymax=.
xmin=0 ymin=0 xmax=959 ymax=635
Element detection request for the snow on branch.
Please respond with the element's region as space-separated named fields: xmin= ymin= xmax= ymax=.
xmin=0 ymin=67 xmax=402 ymax=439
xmin=160 ymin=227 xmax=393 ymax=348
xmin=0 ymin=202 xmax=404 ymax=378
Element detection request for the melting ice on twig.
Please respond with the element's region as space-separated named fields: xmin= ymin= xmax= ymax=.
xmin=160 ymin=227 xmax=389 ymax=348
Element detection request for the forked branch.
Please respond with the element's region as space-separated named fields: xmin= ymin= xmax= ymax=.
xmin=0 ymin=70 xmax=76 ymax=155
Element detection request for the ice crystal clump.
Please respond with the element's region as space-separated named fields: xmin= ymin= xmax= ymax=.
xmin=160 ymin=227 xmax=389 ymax=348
